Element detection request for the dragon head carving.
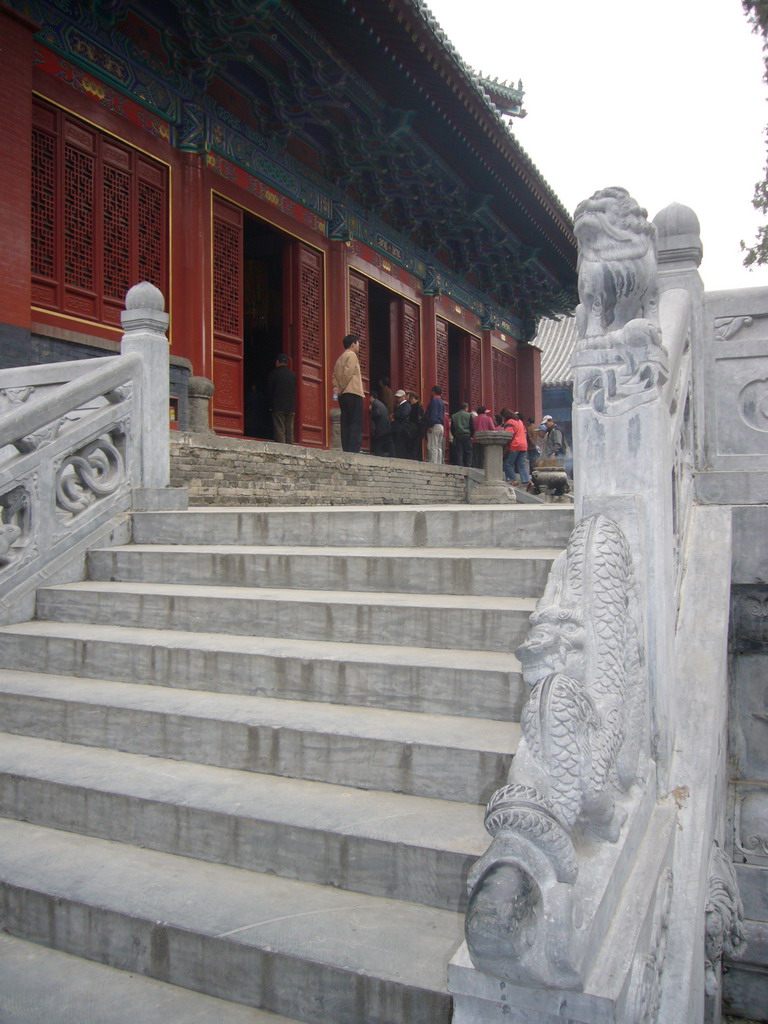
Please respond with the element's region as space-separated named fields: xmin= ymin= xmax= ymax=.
xmin=516 ymin=606 xmax=587 ymax=686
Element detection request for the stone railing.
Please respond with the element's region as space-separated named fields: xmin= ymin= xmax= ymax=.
xmin=0 ymin=282 xmax=184 ymax=624
xmin=449 ymin=190 xmax=731 ymax=1023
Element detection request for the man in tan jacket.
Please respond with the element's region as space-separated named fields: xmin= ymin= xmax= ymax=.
xmin=332 ymin=333 xmax=364 ymax=453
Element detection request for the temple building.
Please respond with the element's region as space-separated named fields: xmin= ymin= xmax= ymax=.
xmin=0 ymin=0 xmax=576 ymax=446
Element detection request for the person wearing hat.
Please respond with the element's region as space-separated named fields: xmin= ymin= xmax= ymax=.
xmin=267 ymin=353 xmax=297 ymax=445
xmin=391 ymin=389 xmax=411 ymax=459
xmin=332 ymin=334 xmax=364 ymax=453
xmin=541 ymin=416 xmax=566 ymax=460
xmin=369 ymin=389 xmax=394 ymax=458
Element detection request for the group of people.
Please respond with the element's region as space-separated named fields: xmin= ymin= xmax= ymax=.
xmin=369 ymin=383 xmax=447 ymax=462
xmin=269 ymin=336 xmax=568 ymax=484
xmin=499 ymin=410 xmax=567 ymax=489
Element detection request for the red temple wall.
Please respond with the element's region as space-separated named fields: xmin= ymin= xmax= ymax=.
xmin=6 ymin=38 xmax=533 ymax=444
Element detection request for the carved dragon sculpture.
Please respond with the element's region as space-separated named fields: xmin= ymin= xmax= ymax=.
xmin=465 ymin=514 xmax=649 ymax=988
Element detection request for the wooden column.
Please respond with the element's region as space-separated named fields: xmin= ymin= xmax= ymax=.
xmin=172 ymin=152 xmax=209 ymax=375
xmin=0 ymin=5 xmax=37 ymax=334
xmin=327 ymin=241 xmax=350 ymax=351
xmin=517 ymin=342 xmax=542 ymax=423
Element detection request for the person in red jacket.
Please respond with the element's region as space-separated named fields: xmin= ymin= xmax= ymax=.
xmin=501 ymin=409 xmax=530 ymax=485
xmin=471 ymin=405 xmax=497 ymax=468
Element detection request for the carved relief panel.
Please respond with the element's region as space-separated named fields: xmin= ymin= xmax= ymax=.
xmin=707 ymin=304 xmax=768 ymax=466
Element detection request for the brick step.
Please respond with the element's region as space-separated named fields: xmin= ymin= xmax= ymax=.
xmin=35 ymin=581 xmax=536 ymax=653
xmin=0 ymin=733 xmax=486 ymax=910
xmin=0 ymin=819 xmax=456 ymax=1024
xmin=88 ymin=543 xmax=559 ymax=597
xmin=0 ymin=621 xmax=525 ymax=719
xmin=132 ymin=503 xmax=574 ymax=550
xmin=0 ymin=932 xmax=302 ymax=1024
xmin=0 ymin=671 xmax=517 ymax=802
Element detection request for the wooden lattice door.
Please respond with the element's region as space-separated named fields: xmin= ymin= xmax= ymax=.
xmin=468 ymin=336 xmax=482 ymax=411
xmin=492 ymin=348 xmax=517 ymax=415
xmin=212 ymin=197 xmax=244 ymax=435
xmin=287 ymin=241 xmax=325 ymax=446
xmin=348 ymin=270 xmax=370 ymax=391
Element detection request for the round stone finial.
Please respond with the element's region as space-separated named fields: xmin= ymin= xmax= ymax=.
xmin=125 ymin=281 xmax=165 ymax=311
xmin=653 ymin=202 xmax=701 ymax=240
xmin=653 ymin=202 xmax=703 ymax=267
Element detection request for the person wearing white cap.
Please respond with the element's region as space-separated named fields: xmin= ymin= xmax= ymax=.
xmin=541 ymin=416 xmax=566 ymax=460
xmin=392 ymin=389 xmax=411 ymax=459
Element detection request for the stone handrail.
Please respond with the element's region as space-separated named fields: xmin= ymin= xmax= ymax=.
xmin=451 ymin=190 xmax=710 ymax=1022
xmin=0 ymin=281 xmax=178 ymax=624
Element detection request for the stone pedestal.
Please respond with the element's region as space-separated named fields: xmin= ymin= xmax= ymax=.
xmin=468 ymin=431 xmax=515 ymax=504
xmin=188 ymin=376 xmax=214 ymax=433
xmin=330 ymin=406 xmax=341 ymax=450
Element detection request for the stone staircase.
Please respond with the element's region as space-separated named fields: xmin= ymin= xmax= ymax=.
xmin=0 ymin=503 xmax=573 ymax=1024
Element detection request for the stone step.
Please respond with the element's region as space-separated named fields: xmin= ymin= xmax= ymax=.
xmin=0 ymin=819 xmax=457 ymax=1024
xmin=0 ymin=733 xmax=486 ymax=910
xmin=88 ymin=543 xmax=560 ymax=598
xmin=0 ymin=932 xmax=302 ymax=1024
xmin=0 ymin=621 xmax=526 ymax=720
xmin=131 ymin=503 xmax=574 ymax=550
xmin=35 ymin=581 xmax=536 ymax=653
xmin=0 ymin=671 xmax=517 ymax=803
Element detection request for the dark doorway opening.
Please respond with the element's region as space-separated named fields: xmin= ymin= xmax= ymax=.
xmin=448 ymin=322 xmax=468 ymax=412
xmin=368 ymin=280 xmax=394 ymax=398
xmin=243 ymin=216 xmax=286 ymax=440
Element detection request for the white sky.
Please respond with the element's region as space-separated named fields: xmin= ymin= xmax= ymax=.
xmin=424 ymin=0 xmax=767 ymax=292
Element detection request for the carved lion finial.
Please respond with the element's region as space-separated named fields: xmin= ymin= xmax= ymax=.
xmin=574 ymin=187 xmax=658 ymax=342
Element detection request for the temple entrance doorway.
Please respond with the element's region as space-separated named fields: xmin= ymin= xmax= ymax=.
xmin=212 ymin=195 xmax=326 ymax=444
xmin=348 ymin=268 xmax=422 ymax=429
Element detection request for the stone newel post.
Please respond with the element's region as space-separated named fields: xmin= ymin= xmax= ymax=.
xmin=121 ymin=282 xmax=170 ymax=490
xmin=188 ymin=376 xmax=215 ymax=433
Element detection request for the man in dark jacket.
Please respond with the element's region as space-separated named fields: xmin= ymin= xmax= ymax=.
xmin=369 ymin=391 xmax=394 ymax=457
xmin=392 ymin=389 xmax=412 ymax=459
xmin=267 ymin=354 xmax=297 ymax=444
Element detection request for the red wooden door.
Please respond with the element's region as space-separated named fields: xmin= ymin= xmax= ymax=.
xmin=348 ymin=269 xmax=371 ymax=449
xmin=492 ymin=348 xmax=517 ymax=414
xmin=212 ymin=197 xmax=244 ymax=435
xmin=398 ymin=298 xmax=421 ymax=395
xmin=286 ymin=241 xmax=325 ymax=447
xmin=468 ymin=335 xmax=482 ymax=410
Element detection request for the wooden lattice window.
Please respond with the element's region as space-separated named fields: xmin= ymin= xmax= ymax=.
xmin=436 ymin=318 xmax=449 ymax=398
xmin=349 ymin=271 xmax=370 ymax=380
xmin=31 ymin=97 xmax=168 ymax=328
xmin=299 ymin=250 xmax=322 ymax=364
xmin=213 ymin=219 xmax=241 ymax=337
xmin=469 ymin=337 xmax=482 ymax=411
xmin=402 ymin=300 xmax=420 ymax=394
